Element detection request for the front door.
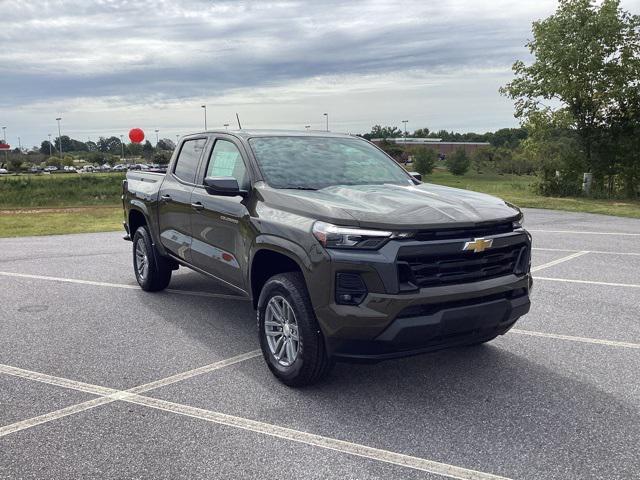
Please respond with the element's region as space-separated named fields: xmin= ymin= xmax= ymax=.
xmin=157 ymin=137 xmax=208 ymax=262
xmin=190 ymin=136 xmax=251 ymax=291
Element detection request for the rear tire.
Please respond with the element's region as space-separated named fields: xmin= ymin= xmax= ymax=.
xmin=258 ymin=272 xmax=333 ymax=387
xmin=132 ymin=226 xmax=172 ymax=292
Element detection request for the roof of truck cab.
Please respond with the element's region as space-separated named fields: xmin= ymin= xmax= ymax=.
xmin=187 ymin=129 xmax=358 ymax=139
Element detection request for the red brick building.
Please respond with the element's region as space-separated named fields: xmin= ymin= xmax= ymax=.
xmin=371 ymin=138 xmax=489 ymax=158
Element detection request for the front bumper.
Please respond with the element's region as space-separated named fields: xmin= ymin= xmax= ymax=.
xmin=311 ymin=228 xmax=532 ymax=361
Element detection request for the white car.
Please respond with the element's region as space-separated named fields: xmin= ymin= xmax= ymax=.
xmin=0 ymin=168 xmax=8 ymax=174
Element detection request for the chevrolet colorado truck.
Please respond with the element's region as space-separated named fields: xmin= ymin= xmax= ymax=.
xmin=122 ymin=130 xmax=532 ymax=386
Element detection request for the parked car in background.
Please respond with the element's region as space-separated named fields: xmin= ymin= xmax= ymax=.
xmin=0 ymin=168 xmax=8 ymax=174
xmin=43 ymin=166 xmax=58 ymax=172
xmin=113 ymin=164 xmax=128 ymax=172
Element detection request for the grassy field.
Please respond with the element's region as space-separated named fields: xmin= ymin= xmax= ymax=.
xmin=0 ymin=170 xmax=638 ymax=237
xmin=0 ymin=206 xmax=123 ymax=237
xmin=0 ymin=172 xmax=124 ymax=208
xmin=426 ymin=170 xmax=640 ymax=219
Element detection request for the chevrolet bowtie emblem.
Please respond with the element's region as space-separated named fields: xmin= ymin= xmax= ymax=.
xmin=463 ymin=237 xmax=493 ymax=253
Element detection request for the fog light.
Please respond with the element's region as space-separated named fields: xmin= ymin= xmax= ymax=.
xmin=335 ymin=273 xmax=367 ymax=306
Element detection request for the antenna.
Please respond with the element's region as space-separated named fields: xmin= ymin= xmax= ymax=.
xmin=236 ymin=113 xmax=242 ymax=130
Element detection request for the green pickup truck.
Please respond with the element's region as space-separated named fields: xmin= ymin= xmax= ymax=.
xmin=122 ymin=130 xmax=532 ymax=386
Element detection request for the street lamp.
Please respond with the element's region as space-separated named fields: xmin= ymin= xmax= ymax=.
xmin=201 ymin=105 xmax=207 ymax=130
xmin=48 ymin=134 xmax=52 ymax=156
xmin=120 ymin=134 xmax=125 ymax=161
xmin=305 ymin=125 xmax=311 ymax=130
xmin=155 ymin=129 xmax=159 ymax=146
xmin=1 ymin=127 xmax=6 ymax=165
xmin=18 ymin=136 xmax=21 ymax=152
xmin=176 ymin=134 xmax=179 ymax=144
xmin=223 ymin=123 xmax=229 ymax=130
xmin=323 ymin=113 xmax=328 ymax=132
xmin=402 ymin=120 xmax=408 ymax=142
xmin=56 ymin=117 xmax=63 ymax=159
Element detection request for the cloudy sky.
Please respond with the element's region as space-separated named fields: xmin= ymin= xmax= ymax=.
xmin=1 ymin=0 xmax=638 ymax=148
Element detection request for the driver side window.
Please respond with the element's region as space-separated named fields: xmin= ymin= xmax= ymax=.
xmin=205 ymin=140 xmax=248 ymax=189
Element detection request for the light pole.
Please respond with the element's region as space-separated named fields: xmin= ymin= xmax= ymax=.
xmin=176 ymin=134 xmax=179 ymax=144
xmin=201 ymin=105 xmax=207 ymax=130
xmin=155 ymin=129 xmax=159 ymax=146
xmin=402 ymin=120 xmax=408 ymax=142
xmin=18 ymin=136 xmax=21 ymax=152
xmin=56 ymin=117 xmax=63 ymax=159
xmin=223 ymin=123 xmax=229 ymax=130
xmin=120 ymin=135 xmax=125 ymax=161
xmin=2 ymin=127 xmax=6 ymax=165
xmin=323 ymin=113 xmax=328 ymax=132
xmin=48 ymin=134 xmax=53 ymax=156
xmin=305 ymin=125 xmax=311 ymax=130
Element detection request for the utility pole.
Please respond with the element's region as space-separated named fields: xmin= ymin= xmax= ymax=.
xmin=48 ymin=134 xmax=53 ymax=156
xmin=56 ymin=117 xmax=63 ymax=159
xmin=201 ymin=105 xmax=207 ymax=130
xmin=2 ymin=126 xmax=6 ymax=165
xmin=402 ymin=120 xmax=408 ymax=143
xmin=155 ymin=129 xmax=159 ymax=146
xmin=323 ymin=113 xmax=328 ymax=132
xmin=18 ymin=136 xmax=21 ymax=152
xmin=120 ymin=135 xmax=125 ymax=161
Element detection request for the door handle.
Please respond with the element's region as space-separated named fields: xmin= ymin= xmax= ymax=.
xmin=191 ymin=202 xmax=204 ymax=211
xmin=160 ymin=194 xmax=172 ymax=202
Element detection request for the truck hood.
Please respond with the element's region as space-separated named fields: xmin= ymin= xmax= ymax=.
xmin=257 ymin=183 xmax=521 ymax=230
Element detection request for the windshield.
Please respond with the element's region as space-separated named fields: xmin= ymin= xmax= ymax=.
xmin=249 ymin=136 xmax=413 ymax=190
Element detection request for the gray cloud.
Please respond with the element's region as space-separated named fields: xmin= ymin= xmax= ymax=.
xmin=2 ymin=0 xmax=639 ymax=146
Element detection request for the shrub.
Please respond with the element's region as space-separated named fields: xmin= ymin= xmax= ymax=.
xmin=446 ymin=148 xmax=470 ymax=176
xmin=412 ymin=147 xmax=436 ymax=176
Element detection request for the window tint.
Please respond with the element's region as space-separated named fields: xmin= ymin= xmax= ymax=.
xmin=249 ymin=137 xmax=412 ymax=190
xmin=174 ymin=138 xmax=206 ymax=183
xmin=205 ymin=140 xmax=248 ymax=189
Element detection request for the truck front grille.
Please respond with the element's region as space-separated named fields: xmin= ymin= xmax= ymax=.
xmin=398 ymin=243 xmax=529 ymax=289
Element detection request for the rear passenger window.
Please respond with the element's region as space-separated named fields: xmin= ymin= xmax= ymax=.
xmin=173 ymin=138 xmax=206 ymax=183
xmin=205 ymin=140 xmax=248 ymax=189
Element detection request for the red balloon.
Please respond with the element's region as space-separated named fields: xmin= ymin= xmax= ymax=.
xmin=129 ymin=128 xmax=145 ymax=143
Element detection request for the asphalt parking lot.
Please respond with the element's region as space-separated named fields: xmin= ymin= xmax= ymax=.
xmin=0 ymin=208 xmax=638 ymax=480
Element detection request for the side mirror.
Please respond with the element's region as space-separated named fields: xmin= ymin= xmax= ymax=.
xmin=409 ymin=172 xmax=422 ymax=182
xmin=203 ymin=176 xmax=244 ymax=196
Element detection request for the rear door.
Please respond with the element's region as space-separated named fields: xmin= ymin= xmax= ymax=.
xmin=189 ymin=135 xmax=252 ymax=291
xmin=157 ymin=136 xmax=208 ymax=262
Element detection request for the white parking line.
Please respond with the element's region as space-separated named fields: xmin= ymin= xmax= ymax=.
xmin=127 ymin=394 xmax=512 ymax=480
xmin=0 ymin=271 xmax=249 ymax=301
xmin=0 ymin=350 xmax=260 ymax=437
xmin=0 ymin=363 xmax=511 ymax=480
xmin=533 ymin=247 xmax=640 ymax=257
xmin=534 ymin=276 xmax=640 ymax=289
xmin=512 ymin=329 xmax=640 ymax=349
xmin=531 ymin=251 xmax=589 ymax=272
xmin=0 ymin=397 xmax=116 ymax=437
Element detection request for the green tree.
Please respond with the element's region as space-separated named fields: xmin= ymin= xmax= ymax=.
xmin=472 ymin=147 xmax=494 ymax=174
xmin=446 ymin=149 xmax=470 ymax=176
xmin=157 ymin=138 xmax=176 ymax=151
xmin=501 ymin=0 xmax=640 ymax=196
xmin=412 ymin=147 xmax=436 ymax=175
xmin=39 ymin=140 xmax=54 ymax=156
xmin=142 ymin=140 xmax=154 ymax=159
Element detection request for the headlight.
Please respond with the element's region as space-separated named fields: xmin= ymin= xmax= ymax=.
xmin=513 ymin=212 xmax=525 ymax=229
xmin=312 ymin=221 xmax=392 ymax=249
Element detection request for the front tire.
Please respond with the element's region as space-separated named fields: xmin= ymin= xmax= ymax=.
xmin=132 ymin=226 xmax=172 ymax=292
xmin=258 ymin=272 xmax=333 ymax=387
